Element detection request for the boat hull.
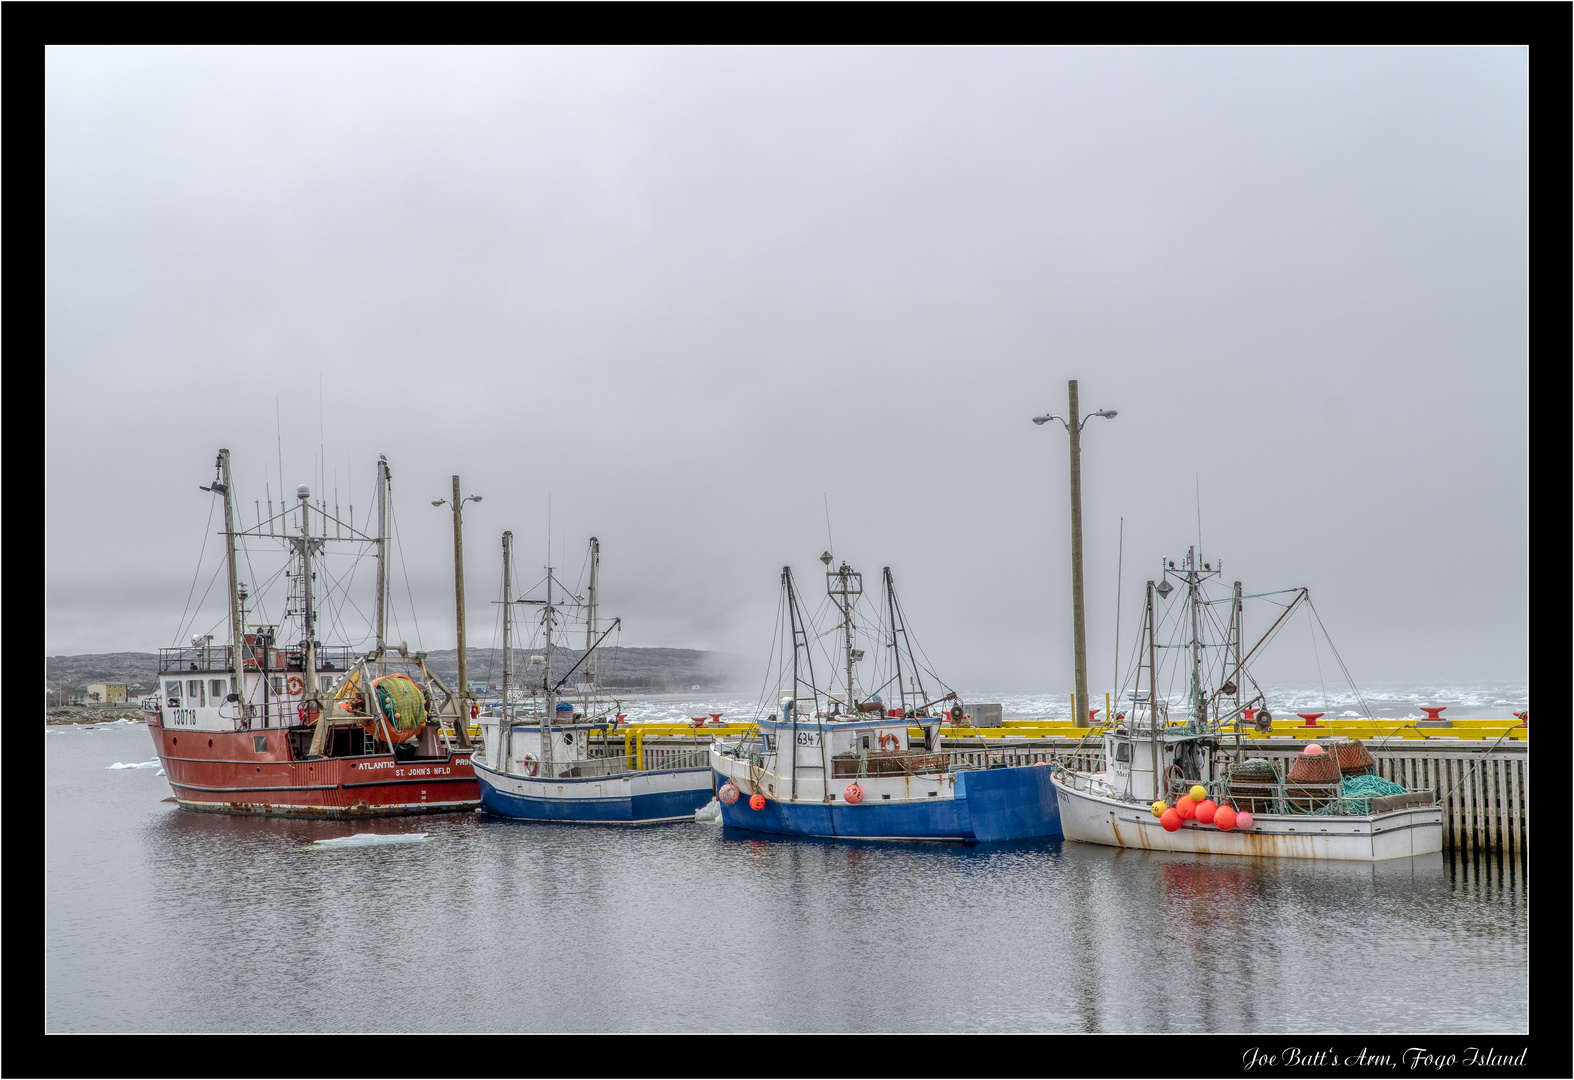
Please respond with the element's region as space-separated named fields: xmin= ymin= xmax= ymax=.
xmin=147 ymin=716 xmax=479 ymax=817
xmin=1052 ymin=771 xmax=1443 ymax=861
xmin=713 ymin=763 xmax=1062 ymax=842
xmin=474 ymin=756 xmax=714 ymax=823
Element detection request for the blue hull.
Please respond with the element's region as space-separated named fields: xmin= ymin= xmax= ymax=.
xmin=715 ymin=764 xmax=1062 ymax=842
xmin=476 ymin=772 xmax=714 ymax=823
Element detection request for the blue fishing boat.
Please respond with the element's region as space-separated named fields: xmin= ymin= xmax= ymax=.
xmin=474 ymin=531 xmax=713 ymax=824
xmin=709 ymin=558 xmax=1061 ymax=842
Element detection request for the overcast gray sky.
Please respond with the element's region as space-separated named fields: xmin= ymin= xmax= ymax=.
xmin=45 ymin=47 xmax=1528 ymax=692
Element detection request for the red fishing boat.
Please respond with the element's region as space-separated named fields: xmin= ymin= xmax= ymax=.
xmin=144 ymin=450 xmax=479 ymax=817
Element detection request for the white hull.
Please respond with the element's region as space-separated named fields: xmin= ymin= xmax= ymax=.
xmin=1052 ymin=771 xmax=1443 ymax=862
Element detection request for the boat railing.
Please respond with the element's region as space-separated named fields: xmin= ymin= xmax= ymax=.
xmin=159 ymin=643 xmax=361 ymax=674
xmin=1187 ymin=777 xmax=1436 ymax=817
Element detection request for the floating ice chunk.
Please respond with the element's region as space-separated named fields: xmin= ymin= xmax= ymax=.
xmin=694 ymin=798 xmax=722 ymax=823
xmin=312 ymin=833 xmax=430 ymax=848
xmin=157 ymin=769 xmax=166 ymax=776
xmin=107 ymin=760 xmax=162 ymax=770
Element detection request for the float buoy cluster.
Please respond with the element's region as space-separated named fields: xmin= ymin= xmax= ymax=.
xmin=1152 ymin=782 xmax=1253 ymax=833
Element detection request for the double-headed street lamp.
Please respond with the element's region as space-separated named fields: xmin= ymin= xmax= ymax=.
xmin=433 ymin=478 xmax=481 ymax=746
xmin=1033 ymin=380 xmax=1117 ymax=728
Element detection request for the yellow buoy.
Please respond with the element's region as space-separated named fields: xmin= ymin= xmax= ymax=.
xmin=1189 ymin=784 xmax=1207 ymax=803
xmin=1151 ymin=800 xmax=1167 ymax=817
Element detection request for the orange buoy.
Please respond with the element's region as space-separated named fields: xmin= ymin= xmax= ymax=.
xmin=1303 ymin=743 xmax=1324 ymax=755
xmin=1176 ymin=795 xmax=1197 ymax=820
xmin=1214 ymin=805 xmax=1238 ymax=830
xmin=749 ymin=793 xmax=767 ymax=811
xmin=1160 ymin=808 xmax=1183 ymax=832
xmin=1195 ymin=799 xmax=1218 ymax=825
xmin=844 ymin=784 xmax=863 ymax=804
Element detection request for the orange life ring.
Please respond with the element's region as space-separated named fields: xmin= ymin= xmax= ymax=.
xmin=879 ymin=732 xmax=898 ymax=750
xmin=522 ymin=754 xmax=539 ymax=777
xmin=286 ymin=675 xmax=304 ymax=696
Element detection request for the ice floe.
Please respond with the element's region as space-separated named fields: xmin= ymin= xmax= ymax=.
xmin=312 ymin=833 xmax=430 ymax=848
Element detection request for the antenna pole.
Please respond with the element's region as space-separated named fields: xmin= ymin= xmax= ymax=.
xmin=1068 ymin=379 xmax=1090 ymax=728
xmin=375 ymin=456 xmax=389 ymax=667
xmin=500 ymin=530 xmax=513 ymax=771
xmin=451 ymin=475 xmax=469 ymax=719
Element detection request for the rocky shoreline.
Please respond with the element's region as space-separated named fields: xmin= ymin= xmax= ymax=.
xmin=46 ymin=704 xmax=147 ymax=725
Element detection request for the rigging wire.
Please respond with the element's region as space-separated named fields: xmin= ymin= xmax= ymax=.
xmin=172 ymin=496 xmax=220 ymax=646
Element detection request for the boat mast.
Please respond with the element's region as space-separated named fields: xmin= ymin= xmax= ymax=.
xmin=207 ymin=450 xmax=251 ymax=728
xmin=296 ymin=484 xmax=320 ymax=731
xmin=375 ymin=455 xmax=389 ymax=672
xmin=1231 ymin=580 xmax=1243 ymax=720
xmin=538 ymin=561 xmax=557 ymax=777
xmin=884 ymin=567 xmax=906 ymax=714
xmin=500 ymin=530 xmax=513 ymax=771
xmin=824 ymin=555 xmax=862 ymax=710
xmin=1187 ymin=547 xmax=1204 ymax=724
xmin=586 ymin=537 xmax=600 ymax=688
xmin=1146 ymin=578 xmax=1159 ymax=802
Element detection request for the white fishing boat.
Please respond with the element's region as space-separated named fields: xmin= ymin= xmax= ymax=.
xmin=472 ymin=532 xmax=714 ymax=823
xmin=1051 ymin=548 xmax=1442 ymax=861
xmin=710 ymin=557 xmax=1061 ymax=842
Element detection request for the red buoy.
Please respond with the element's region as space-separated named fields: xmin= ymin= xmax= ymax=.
xmin=1176 ymin=795 xmax=1197 ymax=820
xmin=844 ymin=783 xmax=863 ymax=804
xmin=1214 ymin=805 xmax=1238 ymax=831
xmin=1160 ymin=808 xmax=1183 ymax=832
xmin=749 ymin=793 xmax=767 ymax=811
xmin=1195 ymin=799 xmax=1218 ymax=825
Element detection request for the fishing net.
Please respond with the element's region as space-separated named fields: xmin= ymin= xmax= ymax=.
xmin=373 ymin=674 xmax=427 ymax=734
xmin=1338 ymin=774 xmax=1408 ymax=814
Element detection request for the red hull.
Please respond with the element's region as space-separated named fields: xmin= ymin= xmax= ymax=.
xmin=146 ymin=715 xmax=479 ymax=818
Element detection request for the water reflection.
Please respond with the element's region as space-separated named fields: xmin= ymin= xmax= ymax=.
xmin=49 ymin=724 xmax=1526 ymax=1034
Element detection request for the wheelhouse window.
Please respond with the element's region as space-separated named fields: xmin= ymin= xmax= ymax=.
xmin=165 ymin=680 xmax=182 ymax=705
xmin=209 ymin=679 xmax=226 ymax=698
xmin=187 ymin=680 xmax=206 ymax=707
xmin=253 ymin=735 xmax=268 ymax=753
xmin=1115 ymin=743 xmax=1131 ymax=763
xmin=271 ymin=676 xmax=285 ymax=695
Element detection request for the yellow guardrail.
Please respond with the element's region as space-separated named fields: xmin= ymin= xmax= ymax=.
xmin=931 ymin=718 xmax=1528 ymax=741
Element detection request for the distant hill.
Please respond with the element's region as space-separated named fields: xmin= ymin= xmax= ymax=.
xmin=46 ymin=646 xmax=741 ymax=693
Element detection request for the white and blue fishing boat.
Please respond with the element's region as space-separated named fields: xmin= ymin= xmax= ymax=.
xmin=709 ymin=558 xmax=1062 ymax=842
xmin=473 ymin=531 xmax=713 ymax=823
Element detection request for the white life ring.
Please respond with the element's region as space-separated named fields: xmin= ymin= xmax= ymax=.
xmin=522 ymin=754 xmax=539 ymax=777
xmin=286 ymin=675 xmax=304 ymax=696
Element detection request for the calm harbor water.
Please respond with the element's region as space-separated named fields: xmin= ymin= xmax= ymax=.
xmin=46 ymin=715 xmax=1527 ymax=1034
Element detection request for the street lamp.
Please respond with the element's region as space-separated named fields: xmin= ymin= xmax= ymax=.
xmin=1033 ymin=380 xmax=1117 ymax=728
xmin=433 ymin=478 xmax=482 ymax=746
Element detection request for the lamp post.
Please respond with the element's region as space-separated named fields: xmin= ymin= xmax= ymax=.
xmin=1033 ymin=380 xmax=1117 ymax=728
xmin=433 ymin=478 xmax=481 ymax=747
